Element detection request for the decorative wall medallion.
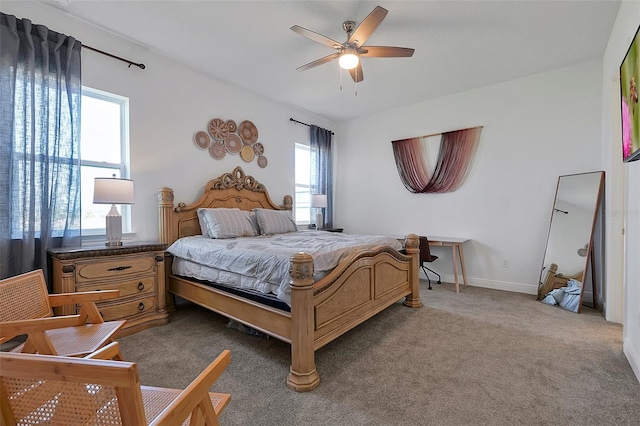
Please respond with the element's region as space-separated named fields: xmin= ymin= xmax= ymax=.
xmin=238 ymin=120 xmax=258 ymax=144
xmin=194 ymin=131 xmax=210 ymax=149
xmin=208 ymin=118 xmax=229 ymax=141
xmin=192 ymin=117 xmax=267 ymax=167
xmin=253 ymin=142 xmax=264 ymax=156
xmin=240 ymin=145 xmax=255 ymax=162
xmin=209 ymin=141 xmax=226 ymax=160
xmin=225 ymin=133 xmax=243 ymax=154
xmin=226 ymin=119 xmax=237 ymax=133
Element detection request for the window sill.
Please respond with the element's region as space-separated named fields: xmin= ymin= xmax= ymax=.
xmin=82 ymin=233 xmax=137 ymax=245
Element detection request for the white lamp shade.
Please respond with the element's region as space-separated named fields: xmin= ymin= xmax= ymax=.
xmin=338 ymin=51 xmax=359 ymax=70
xmin=310 ymin=194 xmax=327 ymax=208
xmin=94 ymin=177 xmax=135 ymax=205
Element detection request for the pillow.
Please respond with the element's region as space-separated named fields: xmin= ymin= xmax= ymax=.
xmin=253 ymin=208 xmax=297 ymax=235
xmin=197 ymin=208 xmax=256 ymax=239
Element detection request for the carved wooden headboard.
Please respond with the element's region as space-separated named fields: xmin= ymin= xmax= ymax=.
xmin=158 ymin=166 xmax=293 ymax=245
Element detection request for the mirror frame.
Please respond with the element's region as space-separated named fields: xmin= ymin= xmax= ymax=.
xmin=537 ymin=171 xmax=605 ymax=313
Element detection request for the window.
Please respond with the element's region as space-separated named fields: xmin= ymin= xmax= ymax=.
xmin=294 ymin=143 xmax=311 ymax=224
xmin=80 ymin=88 xmax=130 ymax=236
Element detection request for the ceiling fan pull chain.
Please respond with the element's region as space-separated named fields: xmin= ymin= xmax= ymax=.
xmin=355 ymin=69 xmax=358 ymax=96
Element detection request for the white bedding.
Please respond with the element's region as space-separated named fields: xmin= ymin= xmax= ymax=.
xmin=167 ymin=231 xmax=403 ymax=305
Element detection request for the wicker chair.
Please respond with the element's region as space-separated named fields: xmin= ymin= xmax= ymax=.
xmin=0 ymin=346 xmax=232 ymax=426
xmin=0 ymin=269 xmax=126 ymax=358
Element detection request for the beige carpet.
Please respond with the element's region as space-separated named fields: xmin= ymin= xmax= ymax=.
xmin=119 ymin=282 xmax=640 ymax=425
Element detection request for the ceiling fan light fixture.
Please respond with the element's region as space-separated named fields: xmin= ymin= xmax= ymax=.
xmin=338 ymin=50 xmax=359 ymax=70
xmin=292 ymin=6 xmax=414 ymax=83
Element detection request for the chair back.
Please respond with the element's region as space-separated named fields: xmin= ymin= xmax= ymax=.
xmin=418 ymin=237 xmax=434 ymax=262
xmin=0 ymin=352 xmax=147 ymax=425
xmin=0 ymin=270 xmax=52 ymax=323
xmin=1 ymin=349 xmax=232 ymax=426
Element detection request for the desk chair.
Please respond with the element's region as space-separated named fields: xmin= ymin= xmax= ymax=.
xmin=419 ymin=236 xmax=441 ymax=290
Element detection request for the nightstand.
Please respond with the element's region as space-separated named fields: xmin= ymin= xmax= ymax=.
xmin=48 ymin=242 xmax=169 ymax=337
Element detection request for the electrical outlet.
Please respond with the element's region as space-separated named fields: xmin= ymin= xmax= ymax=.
xmin=501 ymin=258 xmax=509 ymax=268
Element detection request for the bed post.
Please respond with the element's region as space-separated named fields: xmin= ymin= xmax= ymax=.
xmin=403 ymin=233 xmax=422 ymax=308
xmin=287 ymin=252 xmax=320 ymax=392
xmin=158 ymin=187 xmax=175 ymax=311
xmin=158 ymin=187 xmax=175 ymax=244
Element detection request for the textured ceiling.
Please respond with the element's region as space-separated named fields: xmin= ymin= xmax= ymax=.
xmin=30 ymin=1 xmax=621 ymax=122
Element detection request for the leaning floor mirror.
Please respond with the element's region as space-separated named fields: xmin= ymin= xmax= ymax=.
xmin=537 ymin=171 xmax=604 ymax=313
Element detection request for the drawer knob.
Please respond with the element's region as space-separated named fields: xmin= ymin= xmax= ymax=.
xmin=138 ymin=302 xmax=145 ymax=311
xmin=137 ymin=282 xmax=145 ymax=291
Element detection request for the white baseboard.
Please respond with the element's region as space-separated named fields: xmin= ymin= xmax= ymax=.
xmin=623 ymin=336 xmax=640 ymax=384
xmin=433 ymin=273 xmax=538 ymax=295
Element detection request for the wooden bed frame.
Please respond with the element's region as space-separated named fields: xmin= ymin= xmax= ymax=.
xmin=537 ymin=263 xmax=584 ymax=300
xmin=158 ymin=166 xmax=421 ymax=392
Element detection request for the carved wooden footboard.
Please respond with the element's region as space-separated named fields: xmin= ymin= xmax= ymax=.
xmin=158 ymin=167 xmax=421 ymax=391
xmin=287 ymin=238 xmax=420 ymax=391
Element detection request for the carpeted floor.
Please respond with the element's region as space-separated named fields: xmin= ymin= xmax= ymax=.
xmin=119 ymin=282 xmax=640 ymax=425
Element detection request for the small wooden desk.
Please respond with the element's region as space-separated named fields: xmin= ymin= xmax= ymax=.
xmin=427 ymin=237 xmax=470 ymax=293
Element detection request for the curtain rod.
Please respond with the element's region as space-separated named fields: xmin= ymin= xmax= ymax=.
xmin=83 ymin=44 xmax=145 ymax=69
xmin=289 ymin=118 xmax=334 ymax=135
xmin=391 ymin=125 xmax=484 ymax=143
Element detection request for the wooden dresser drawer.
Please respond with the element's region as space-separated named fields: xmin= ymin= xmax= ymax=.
xmin=77 ymin=276 xmax=156 ymax=298
xmin=75 ymin=255 xmax=156 ymax=283
xmin=99 ymin=295 xmax=157 ymax=322
xmin=49 ymin=242 xmax=168 ymax=336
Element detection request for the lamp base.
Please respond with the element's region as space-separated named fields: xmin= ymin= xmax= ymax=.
xmin=105 ymin=204 xmax=123 ymax=247
xmin=315 ymin=212 xmax=324 ymax=230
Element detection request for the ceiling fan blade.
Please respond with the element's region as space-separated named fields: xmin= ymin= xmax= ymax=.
xmin=359 ymin=46 xmax=415 ymax=58
xmin=349 ymin=62 xmax=364 ymax=83
xmin=348 ymin=6 xmax=388 ymax=47
xmin=296 ymin=52 xmax=341 ymax=72
xmin=291 ymin=25 xmax=343 ymax=49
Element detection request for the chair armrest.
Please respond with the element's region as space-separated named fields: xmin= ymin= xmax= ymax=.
xmin=0 ymin=315 xmax=82 ymax=338
xmin=84 ymin=342 xmax=123 ymax=360
xmin=149 ymin=350 xmax=231 ymax=426
xmin=49 ymin=290 xmax=120 ymax=307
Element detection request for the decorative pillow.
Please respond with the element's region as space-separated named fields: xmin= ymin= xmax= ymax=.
xmin=253 ymin=208 xmax=297 ymax=235
xmin=197 ymin=208 xmax=256 ymax=239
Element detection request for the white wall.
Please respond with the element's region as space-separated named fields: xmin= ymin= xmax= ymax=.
xmin=602 ymin=0 xmax=640 ymax=382
xmin=1 ymin=1 xmax=335 ymax=243
xmin=336 ymin=61 xmax=604 ymax=297
xmin=3 ymin=3 xmax=633 ymax=353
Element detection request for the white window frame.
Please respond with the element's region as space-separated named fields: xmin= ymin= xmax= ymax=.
xmin=80 ymin=87 xmax=131 ymax=240
xmin=294 ymin=142 xmax=312 ymax=226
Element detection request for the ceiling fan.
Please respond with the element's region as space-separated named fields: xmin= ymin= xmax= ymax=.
xmin=291 ymin=5 xmax=414 ymax=83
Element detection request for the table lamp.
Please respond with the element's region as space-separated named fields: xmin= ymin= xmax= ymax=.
xmin=93 ymin=175 xmax=135 ymax=246
xmin=310 ymin=194 xmax=327 ymax=230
